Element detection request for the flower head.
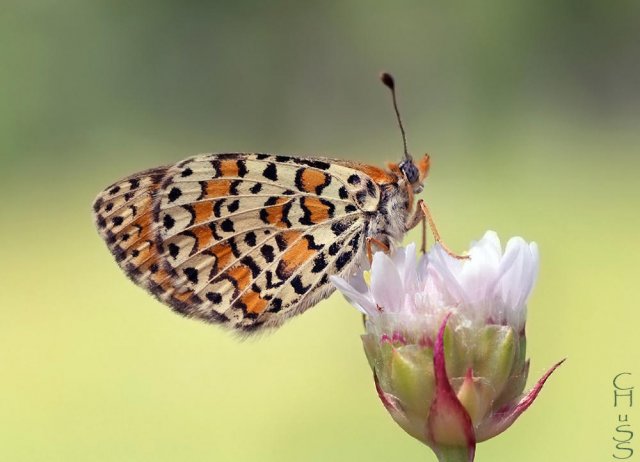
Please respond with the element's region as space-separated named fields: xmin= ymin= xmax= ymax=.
xmin=331 ymin=231 xmax=563 ymax=462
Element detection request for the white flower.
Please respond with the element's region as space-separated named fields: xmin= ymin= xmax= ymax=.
xmin=333 ymin=231 xmax=538 ymax=331
xmin=331 ymin=231 xmax=561 ymax=462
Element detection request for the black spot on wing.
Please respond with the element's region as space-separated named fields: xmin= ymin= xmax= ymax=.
xmin=184 ymin=267 xmax=199 ymax=284
xmin=366 ymin=179 xmax=377 ymax=197
xmin=349 ymin=231 xmax=363 ymax=249
xmin=335 ymin=251 xmax=352 ymax=272
xmin=244 ymin=231 xmax=257 ymax=247
xmin=197 ymin=181 xmax=207 ymax=200
xmin=265 ymin=271 xmax=284 ymax=289
xmin=348 ymin=174 xmax=361 ymax=185
xmin=303 ymin=235 xmax=323 ymax=250
xmin=291 ymin=275 xmax=311 ymax=295
xmin=208 ymin=222 xmax=223 ymax=240
xmin=236 ymin=160 xmax=248 ymax=177
xmin=168 ymin=187 xmax=182 ymax=203
xmin=230 ymin=180 xmax=241 ymax=195
xmin=331 ymin=221 xmax=349 ymax=236
xmin=275 ymin=260 xmax=291 ymax=280
xmin=261 ymin=244 xmax=275 ymax=262
xmin=168 ymin=243 xmax=180 ymax=259
xmin=263 ymin=163 xmax=278 ymax=181
xmin=281 ymin=200 xmax=292 ymax=227
xmin=163 ymin=214 xmax=175 ymax=230
xmin=206 ymin=292 xmax=222 ymax=303
xmin=182 ymin=204 xmax=196 ymax=228
xmin=215 ymin=153 xmax=241 ymax=160
xmin=292 ymin=158 xmax=331 ymax=170
xmin=240 ymin=256 xmax=261 ymax=278
xmin=311 ymin=254 xmax=327 ymax=273
xmin=227 ymin=200 xmax=240 ymax=213
xmin=269 ymin=298 xmax=283 ymax=313
xmin=355 ymin=190 xmax=368 ymax=205
xmin=229 ymin=237 xmax=242 ymax=258
xmin=275 ymin=234 xmax=287 ymax=252
xmin=210 ymin=160 xmax=222 ymax=177
xmin=294 ymin=169 xmax=305 ymax=191
xmin=213 ymin=199 xmax=224 ymax=218
xmin=93 ymin=197 xmax=104 ymax=213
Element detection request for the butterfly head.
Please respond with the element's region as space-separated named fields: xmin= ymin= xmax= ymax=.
xmin=395 ymin=153 xmax=430 ymax=193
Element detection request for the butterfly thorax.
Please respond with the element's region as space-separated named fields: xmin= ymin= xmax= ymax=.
xmin=365 ymin=178 xmax=413 ymax=252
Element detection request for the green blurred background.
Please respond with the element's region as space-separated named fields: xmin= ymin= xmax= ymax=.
xmin=1 ymin=1 xmax=638 ymax=461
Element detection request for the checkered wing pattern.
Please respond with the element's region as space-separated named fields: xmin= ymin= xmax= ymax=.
xmin=93 ymin=153 xmax=396 ymax=333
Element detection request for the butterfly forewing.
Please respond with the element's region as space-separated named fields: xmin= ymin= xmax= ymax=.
xmin=93 ymin=153 xmax=393 ymax=333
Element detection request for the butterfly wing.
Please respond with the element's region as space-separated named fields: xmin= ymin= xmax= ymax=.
xmin=93 ymin=153 xmax=395 ymax=333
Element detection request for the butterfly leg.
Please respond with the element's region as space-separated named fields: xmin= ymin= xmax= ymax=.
xmin=406 ymin=200 xmax=469 ymax=260
xmin=366 ymin=237 xmax=390 ymax=263
xmin=419 ymin=200 xmax=469 ymax=260
xmin=421 ymin=211 xmax=427 ymax=254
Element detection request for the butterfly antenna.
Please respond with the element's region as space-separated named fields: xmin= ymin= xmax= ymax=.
xmin=380 ymin=72 xmax=411 ymax=162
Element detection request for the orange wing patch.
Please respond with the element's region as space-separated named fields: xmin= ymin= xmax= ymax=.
xmin=192 ymin=201 xmax=213 ymax=224
xmin=227 ymin=264 xmax=251 ymax=291
xmin=279 ymin=235 xmax=318 ymax=276
xmin=191 ymin=223 xmax=215 ymax=250
xmin=296 ymin=168 xmax=330 ymax=194
xmin=301 ymin=197 xmax=334 ymax=224
xmin=205 ymin=179 xmax=232 ymax=198
xmin=352 ymin=164 xmax=396 ymax=185
xmin=220 ymin=159 xmax=241 ymax=177
xmin=262 ymin=197 xmax=293 ymax=227
xmin=212 ymin=242 xmax=235 ymax=272
xmin=241 ymin=289 xmax=269 ymax=314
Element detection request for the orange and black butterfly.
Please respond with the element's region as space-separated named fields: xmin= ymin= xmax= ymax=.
xmin=92 ymin=74 xmax=462 ymax=334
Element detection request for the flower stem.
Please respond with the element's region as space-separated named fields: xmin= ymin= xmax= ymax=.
xmin=436 ymin=446 xmax=472 ymax=462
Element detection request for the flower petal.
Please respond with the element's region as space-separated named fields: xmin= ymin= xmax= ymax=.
xmin=330 ymin=274 xmax=376 ymax=315
xmin=370 ymin=252 xmax=404 ymax=312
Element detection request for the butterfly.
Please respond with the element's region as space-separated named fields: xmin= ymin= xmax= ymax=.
xmin=92 ymin=73 xmax=464 ymax=334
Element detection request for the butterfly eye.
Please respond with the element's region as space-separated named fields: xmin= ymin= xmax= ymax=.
xmin=399 ymin=160 xmax=419 ymax=184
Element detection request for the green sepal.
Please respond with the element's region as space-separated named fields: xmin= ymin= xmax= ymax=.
xmin=390 ymin=344 xmax=435 ymax=418
xmin=472 ymin=325 xmax=516 ymax=399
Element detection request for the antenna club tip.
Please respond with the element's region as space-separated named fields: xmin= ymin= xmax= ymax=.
xmin=380 ymin=72 xmax=395 ymax=90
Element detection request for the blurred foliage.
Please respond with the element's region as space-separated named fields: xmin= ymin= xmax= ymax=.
xmin=1 ymin=1 xmax=638 ymax=461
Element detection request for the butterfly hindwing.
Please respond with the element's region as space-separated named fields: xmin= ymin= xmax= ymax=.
xmin=94 ymin=153 xmax=396 ymax=332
